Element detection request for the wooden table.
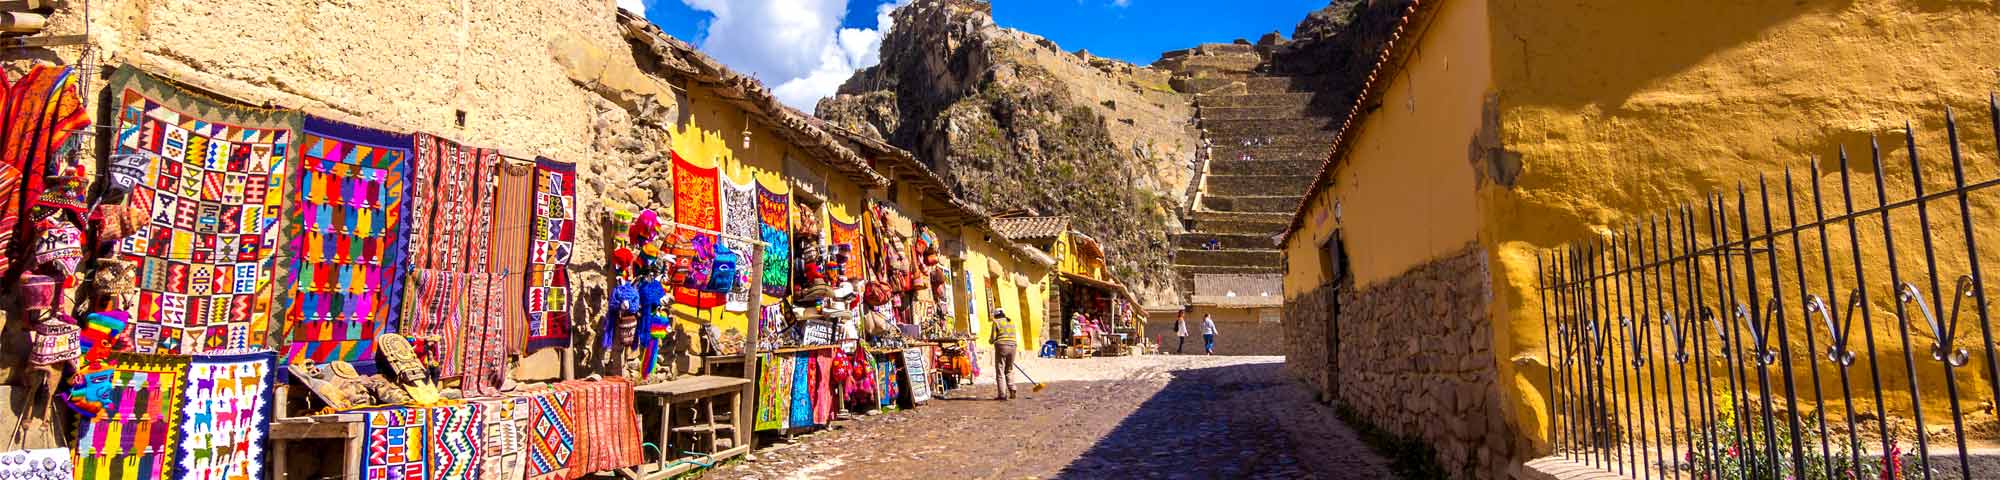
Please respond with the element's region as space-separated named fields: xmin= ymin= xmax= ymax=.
xmin=622 ymin=375 xmax=752 ymax=480
xmin=269 ymin=413 xmax=363 ymax=478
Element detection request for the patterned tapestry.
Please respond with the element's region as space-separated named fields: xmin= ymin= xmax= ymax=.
xmin=360 ymin=407 xmax=429 ymax=480
xmin=459 ymin=151 xmax=514 ymax=392
xmin=475 ymin=398 xmax=530 ymax=480
xmin=404 ymin=269 xmax=463 ymax=374
xmin=175 ymin=350 xmax=277 ymax=480
xmin=787 ymin=353 xmax=813 ymax=428
xmin=75 ymin=353 xmax=191 ymax=479
xmin=425 ymin=402 xmax=486 ymax=479
xmin=525 ymin=158 xmax=576 ymax=351
xmin=556 ymin=379 xmax=641 ymax=475
xmin=876 ymin=353 xmax=900 ymax=409
xmin=671 ymin=152 xmax=723 ymax=308
xmin=106 ymin=67 xmax=298 ymax=355
xmin=281 ymin=116 xmax=414 ymax=371
xmin=830 ymin=215 xmax=863 ymax=280
xmin=406 ymin=134 xmax=513 ymax=381
xmin=753 ymin=354 xmax=792 ymax=431
xmin=721 ymin=177 xmax=757 ymax=312
xmin=2 ymin=65 xmax=90 ymax=273
xmin=521 ymin=387 xmax=576 ymax=480
xmin=756 ymin=183 xmax=791 ymax=297
xmin=488 ymin=158 xmax=537 ymax=354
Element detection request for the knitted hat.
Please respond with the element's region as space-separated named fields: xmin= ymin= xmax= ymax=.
xmin=33 ymin=217 xmax=84 ymax=276
xmin=20 ymin=274 xmax=56 ymax=311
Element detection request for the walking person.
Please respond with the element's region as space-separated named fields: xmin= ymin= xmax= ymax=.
xmin=991 ymin=308 xmax=1019 ymax=400
xmin=1175 ymin=310 xmax=1189 ymax=354
xmin=1201 ymin=313 xmax=1217 ymax=355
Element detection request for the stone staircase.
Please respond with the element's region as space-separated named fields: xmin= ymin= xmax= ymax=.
xmin=1171 ymin=58 xmax=1337 ymax=297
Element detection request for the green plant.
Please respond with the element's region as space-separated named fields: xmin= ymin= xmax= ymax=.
xmin=1679 ymin=392 xmax=1896 ymax=480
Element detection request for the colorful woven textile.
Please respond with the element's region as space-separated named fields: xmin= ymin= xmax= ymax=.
xmin=407 ymin=133 xmax=483 ymax=273
xmin=360 ymin=407 xmax=429 ymax=480
xmin=489 ymin=158 xmax=537 ymax=353
xmin=788 ymin=353 xmax=814 ymax=428
xmin=830 ymin=215 xmax=863 ymax=280
xmin=404 ymin=268 xmax=463 ymax=373
xmin=812 ymin=350 xmax=834 ymax=424
xmin=525 ymin=158 xmax=576 ymax=351
xmin=521 ymin=387 xmax=576 ymax=480
xmin=460 ymin=271 xmax=509 ymax=395
xmin=671 ymin=152 xmax=724 ymax=308
xmin=756 ymin=183 xmax=791 ymax=297
xmin=753 ymin=354 xmax=792 ymax=431
xmin=280 ymin=116 xmax=414 ymax=371
xmin=106 ymin=67 xmax=298 ymax=355
xmin=175 ymin=350 xmax=276 ymax=480
xmin=426 ymin=402 xmax=486 ymax=479
xmin=2 ymin=65 xmax=90 ymax=271
xmin=721 ymin=177 xmax=757 ymax=312
xmin=76 ymin=353 xmax=190 ymax=479
xmin=476 ymin=398 xmax=530 ymax=480
xmin=553 ymin=379 xmax=642 ymax=476
xmin=876 ymin=353 xmax=900 ymax=408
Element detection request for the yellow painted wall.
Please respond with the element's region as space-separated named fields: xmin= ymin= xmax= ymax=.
xmin=1478 ymin=0 xmax=2000 ymax=452
xmin=662 ymin=86 xmax=871 ymax=339
xmin=953 ymin=227 xmax=1052 ymax=351
xmin=1282 ymin=0 xmax=1491 ymax=297
xmin=1052 ymin=231 xmax=1106 ymax=280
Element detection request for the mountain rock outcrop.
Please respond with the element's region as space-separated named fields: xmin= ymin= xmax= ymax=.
xmin=817 ymin=0 xmax=1197 ymax=302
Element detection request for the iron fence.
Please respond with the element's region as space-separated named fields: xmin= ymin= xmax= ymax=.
xmin=1538 ymin=96 xmax=2000 ymax=480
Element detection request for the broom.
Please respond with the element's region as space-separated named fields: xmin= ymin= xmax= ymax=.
xmin=1013 ymin=362 xmax=1049 ymax=393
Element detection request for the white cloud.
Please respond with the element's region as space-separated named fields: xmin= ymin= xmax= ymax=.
xmin=683 ymin=0 xmax=913 ymax=110
xmin=618 ymin=0 xmax=648 ymax=16
xmin=1112 ymin=0 xmax=1131 ymax=6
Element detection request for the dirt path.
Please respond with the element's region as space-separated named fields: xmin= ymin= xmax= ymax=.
xmin=707 ymin=355 xmax=1396 ymax=479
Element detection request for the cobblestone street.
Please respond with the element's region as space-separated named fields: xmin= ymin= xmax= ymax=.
xmin=709 ymin=355 xmax=1394 ymax=479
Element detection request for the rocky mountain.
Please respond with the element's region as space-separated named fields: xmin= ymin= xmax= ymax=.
xmin=816 ymin=0 xmax=1197 ymax=302
xmin=815 ymin=0 xmax=1403 ymax=304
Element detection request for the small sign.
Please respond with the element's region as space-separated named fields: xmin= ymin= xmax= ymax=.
xmin=802 ymin=320 xmax=835 ymax=345
xmin=904 ymin=347 xmax=932 ymax=403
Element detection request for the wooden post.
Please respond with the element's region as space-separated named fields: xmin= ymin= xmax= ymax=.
xmin=739 ymin=241 xmax=764 ymax=450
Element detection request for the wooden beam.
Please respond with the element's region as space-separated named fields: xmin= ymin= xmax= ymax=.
xmin=0 ymin=34 xmax=84 ymax=49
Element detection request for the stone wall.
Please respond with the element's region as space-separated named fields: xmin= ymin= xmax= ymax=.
xmin=1282 ymin=286 xmax=1333 ymax=400
xmin=1140 ymin=308 xmax=1284 ymax=356
xmin=1333 ymin=245 xmax=1526 ymax=480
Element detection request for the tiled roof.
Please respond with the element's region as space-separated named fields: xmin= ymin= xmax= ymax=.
xmin=990 ymin=216 xmax=1071 ymax=241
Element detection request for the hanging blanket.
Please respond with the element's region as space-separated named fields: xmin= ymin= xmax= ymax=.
xmin=812 ymin=349 xmax=834 ymax=424
xmin=672 ymin=152 xmax=728 ymax=310
xmin=458 ymin=151 xmax=513 ymax=392
xmin=521 ymin=387 xmax=576 ymax=480
xmin=106 ymin=66 xmax=299 ymax=355
xmin=175 ymin=350 xmax=276 ymax=480
xmin=555 ymin=379 xmax=642 ymax=477
xmin=406 ymin=133 xmax=482 ymax=273
xmin=830 ymin=215 xmax=863 ymax=280
xmin=787 ymin=353 xmax=813 ymax=428
xmin=359 ymin=407 xmax=429 ymax=480
xmin=426 ymin=402 xmax=485 ymax=479
xmin=489 ymin=158 xmax=538 ymax=354
xmin=76 ymin=353 xmax=191 ymax=479
xmin=281 ymin=116 xmax=414 ymax=371
xmin=757 ymin=183 xmax=791 ymax=297
xmin=404 ymin=268 xmax=463 ymax=373
xmin=753 ymin=354 xmax=792 ymax=431
xmin=524 ymin=158 xmax=577 ymax=351
xmin=721 ymin=177 xmax=757 ymax=312
xmin=671 ymin=152 xmax=724 ymax=308
xmin=2 ymin=65 xmax=89 ymax=271
xmin=877 ymin=353 xmax=900 ymax=409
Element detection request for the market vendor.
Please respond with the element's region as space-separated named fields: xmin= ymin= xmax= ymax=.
xmin=990 ymin=308 xmax=1019 ymax=400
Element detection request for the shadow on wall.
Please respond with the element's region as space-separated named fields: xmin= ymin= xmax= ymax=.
xmin=1491 ymin=0 xmax=1853 ymax=110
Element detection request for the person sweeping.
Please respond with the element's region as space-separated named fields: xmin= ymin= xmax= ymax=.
xmin=990 ymin=308 xmax=1019 ymax=400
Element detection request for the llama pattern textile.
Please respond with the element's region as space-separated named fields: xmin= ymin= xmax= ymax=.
xmin=75 ymin=353 xmax=190 ymax=479
xmin=174 ymin=350 xmax=276 ymax=480
xmin=524 ymin=158 xmax=576 ymax=351
xmin=281 ymin=116 xmax=415 ymax=371
xmin=106 ymin=66 xmax=298 ymax=355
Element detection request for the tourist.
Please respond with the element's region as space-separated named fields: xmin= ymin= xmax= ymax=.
xmin=1201 ymin=314 xmax=1217 ymax=354
xmin=991 ymin=308 xmax=1019 ymax=400
xmin=1175 ymin=310 xmax=1189 ymax=354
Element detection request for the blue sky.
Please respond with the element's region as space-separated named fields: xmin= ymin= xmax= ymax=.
xmin=619 ymin=0 xmax=1328 ymax=109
